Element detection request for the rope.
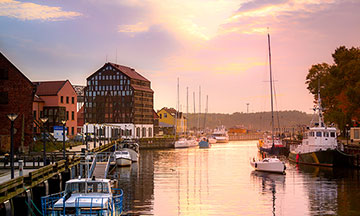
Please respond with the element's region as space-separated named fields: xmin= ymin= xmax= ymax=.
xmin=23 ymin=186 xmax=43 ymax=215
xmin=24 ymin=200 xmax=37 ymax=216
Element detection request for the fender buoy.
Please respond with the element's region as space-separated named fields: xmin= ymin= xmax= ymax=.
xmin=296 ymin=154 xmax=299 ymax=163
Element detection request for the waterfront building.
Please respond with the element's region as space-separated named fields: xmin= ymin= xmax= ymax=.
xmin=0 ymin=52 xmax=36 ymax=153
xmin=84 ymin=62 xmax=154 ymax=138
xmin=157 ymin=107 xmax=187 ymax=134
xmin=32 ymin=80 xmax=78 ymax=137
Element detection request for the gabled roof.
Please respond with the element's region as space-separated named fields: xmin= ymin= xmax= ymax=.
xmin=33 ymin=80 xmax=68 ymax=96
xmin=0 ymin=52 xmax=34 ymax=87
xmin=109 ymin=63 xmax=149 ymax=82
xmin=158 ymin=107 xmax=186 ymax=119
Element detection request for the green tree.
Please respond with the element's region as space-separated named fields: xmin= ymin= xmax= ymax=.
xmin=305 ymin=46 xmax=360 ymax=134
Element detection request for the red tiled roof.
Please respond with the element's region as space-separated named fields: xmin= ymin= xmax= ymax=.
xmin=33 ymin=80 xmax=67 ymax=96
xmin=109 ymin=63 xmax=149 ymax=82
xmin=131 ymin=84 xmax=154 ymax=93
xmin=153 ymin=110 xmax=159 ymax=119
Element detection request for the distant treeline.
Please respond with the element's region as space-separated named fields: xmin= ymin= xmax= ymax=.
xmin=186 ymin=110 xmax=315 ymax=131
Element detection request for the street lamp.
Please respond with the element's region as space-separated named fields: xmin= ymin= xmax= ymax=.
xmin=7 ymin=113 xmax=18 ymax=179
xmin=346 ymin=124 xmax=349 ymax=145
xmin=93 ymin=124 xmax=96 ymax=149
xmin=85 ymin=122 xmax=89 ymax=151
xmin=61 ymin=120 xmax=66 ymax=159
xmin=40 ymin=117 xmax=48 ymax=166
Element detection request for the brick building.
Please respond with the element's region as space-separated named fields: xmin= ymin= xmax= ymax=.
xmin=33 ymin=80 xmax=78 ymax=137
xmin=0 ymin=52 xmax=36 ymax=153
xmin=84 ymin=62 xmax=154 ymax=138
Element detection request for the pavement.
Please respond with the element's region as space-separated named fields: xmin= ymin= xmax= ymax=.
xmin=0 ymin=169 xmax=36 ymax=184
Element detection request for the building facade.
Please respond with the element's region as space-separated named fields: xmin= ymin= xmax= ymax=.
xmin=32 ymin=80 xmax=78 ymax=137
xmin=157 ymin=107 xmax=187 ymax=134
xmin=0 ymin=52 xmax=36 ymax=153
xmin=84 ymin=62 xmax=154 ymax=138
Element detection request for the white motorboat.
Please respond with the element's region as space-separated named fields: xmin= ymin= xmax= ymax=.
xmin=42 ymin=177 xmax=123 ymax=215
xmin=115 ymin=150 xmax=132 ymax=166
xmin=187 ymin=136 xmax=198 ymax=147
xmin=175 ymin=137 xmax=189 ymax=148
xmin=250 ymin=157 xmax=286 ymax=174
xmin=120 ymin=139 xmax=140 ymax=162
xmin=212 ymin=126 xmax=229 ymax=143
xmin=208 ymin=137 xmax=217 ymax=144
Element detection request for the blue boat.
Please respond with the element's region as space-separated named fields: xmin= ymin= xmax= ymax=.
xmin=199 ymin=137 xmax=211 ymax=148
xmin=41 ymin=177 xmax=123 ymax=216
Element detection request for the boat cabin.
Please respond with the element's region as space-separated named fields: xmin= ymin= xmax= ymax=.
xmin=297 ymin=126 xmax=338 ymax=153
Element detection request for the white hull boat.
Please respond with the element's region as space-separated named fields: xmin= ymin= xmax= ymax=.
xmin=120 ymin=139 xmax=140 ymax=162
xmin=175 ymin=138 xmax=189 ymax=148
xmin=208 ymin=137 xmax=217 ymax=144
xmin=250 ymin=158 xmax=286 ymax=174
xmin=212 ymin=126 xmax=229 ymax=143
xmin=115 ymin=151 xmax=132 ymax=166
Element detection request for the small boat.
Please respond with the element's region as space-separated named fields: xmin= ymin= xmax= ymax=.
xmin=41 ymin=177 xmax=123 ymax=216
xmin=199 ymin=137 xmax=211 ymax=148
xmin=115 ymin=150 xmax=132 ymax=166
xmin=120 ymin=139 xmax=140 ymax=162
xmin=187 ymin=136 xmax=199 ymax=148
xmin=258 ymin=135 xmax=287 ymax=155
xmin=208 ymin=137 xmax=217 ymax=144
xmin=250 ymin=157 xmax=286 ymax=174
xmin=212 ymin=126 xmax=229 ymax=143
xmin=175 ymin=137 xmax=189 ymax=148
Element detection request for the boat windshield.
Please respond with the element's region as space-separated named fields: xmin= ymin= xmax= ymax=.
xmin=65 ymin=182 xmax=110 ymax=194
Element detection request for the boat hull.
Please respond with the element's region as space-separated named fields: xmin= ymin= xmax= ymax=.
xmin=123 ymin=148 xmax=139 ymax=162
xmin=199 ymin=140 xmax=210 ymax=148
xmin=250 ymin=161 xmax=285 ymax=174
xmin=288 ymin=149 xmax=353 ymax=167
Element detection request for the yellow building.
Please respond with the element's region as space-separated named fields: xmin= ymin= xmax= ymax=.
xmin=157 ymin=107 xmax=187 ymax=134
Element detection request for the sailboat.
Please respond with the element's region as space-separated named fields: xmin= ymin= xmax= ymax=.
xmin=258 ymin=32 xmax=286 ymax=155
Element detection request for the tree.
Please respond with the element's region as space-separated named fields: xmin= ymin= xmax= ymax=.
xmin=305 ymin=46 xmax=360 ymax=134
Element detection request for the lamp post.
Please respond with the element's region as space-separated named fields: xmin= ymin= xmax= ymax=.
xmin=40 ymin=117 xmax=48 ymax=166
xmin=85 ymin=122 xmax=88 ymax=151
xmin=7 ymin=113 xmax=18 ymax=179
xmin=346 ymin=124 xmax=349 ymax=145
xmin=93 ymin=124 xmax=96 ymax=149
xmin=61 ymin=120 xmax=66 ymax=159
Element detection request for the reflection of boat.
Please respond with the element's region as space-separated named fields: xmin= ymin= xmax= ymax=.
xmin=41 ymin=178 xmax=123 ymax=215
xmin=115 ymin=150 xmax=132 ymax=166
xmin=250 ymin=170 xmax=285 ymax=183
xmin=212 ymin=126 xmax=229 ymax=143
xmin=120 ymin=139 xmax=140 ymax=162
xmin=250 ymin=157 xmax=286 ymax=174
xmin=288 ymin=90 xmax=353 ymax=167
xmin=199 ymin=137 xmax=211 ymax=148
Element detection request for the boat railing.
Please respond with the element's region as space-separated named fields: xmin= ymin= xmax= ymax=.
xmin=112 ymin=188 xmax=124 ymax=214
xmin=74 ymin=196 xmax=113 ymax=215
xmin=88 ymin=154 xmax=97 ymax=177
xmin=104 ymin=155 xmax=112 ymax=179
xmin=41 ymin=191 xmax=65 ymax=216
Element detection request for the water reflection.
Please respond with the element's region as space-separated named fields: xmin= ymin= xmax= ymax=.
xmin=250 ymin=171 xmax=285 ymax=216
xmin=111 ymin=141 xmax=360 ymax=215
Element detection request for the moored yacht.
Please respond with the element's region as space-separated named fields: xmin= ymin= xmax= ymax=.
xmin=120 ymin=139 xmax=140 ymax=162
xmin=41 ymin=177 xmax=123 ymax=216
xmin=288 ymin=90 xmax=353 ymax=167
xmin=212 ymin=126 xmax=229 ymax=143
xmin=114 ymin=150 xmax=132 ymax=166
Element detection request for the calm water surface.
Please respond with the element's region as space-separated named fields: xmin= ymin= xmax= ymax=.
xmin=113 ymin=141 xmax=360 ymax=216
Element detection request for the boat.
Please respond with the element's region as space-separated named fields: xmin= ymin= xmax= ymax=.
xmin=288 ymin=89 xmax=353 ymax=167
xmin=199 ymin=137 xmax=211 ymax=148
xmin=187 ymin=136 xmax=199 ymax=147
xmin=41 ymin=177 xmax=123 ymax=216
xmin=212 ymin=126 xmax=229 ymax=143
xmin=175 ymin=137 xmax=189 ymax=148
xmin=120 ymin=139 xmax=140 ymax=162
xmin=114 ymin=150 xmax=132 ymax=166
xmin=250 ymin=157 xmax=286 ymax=174
xmin=258 ymin=32 xmax=284 ymax=155
xmin=208 ymin=137 xmax=217 ymax=144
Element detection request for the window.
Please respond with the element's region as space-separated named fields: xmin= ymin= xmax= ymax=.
xmin=164 ymin=113 xmax=167 ymax=118
xmin=33 ymin=111 xmax=37 ymax=119
xmin=71 ymin=127 xmax=74 ymax=135
xmin=136 ymin=127 xmax=140 ymax=137
xmin=142 ymin=128 xmax=146 ymax=137
xmin=159 ymin=114 xmax=162 ymax=119
xmin=324 ymin=132 xmax=329 ymax=137
xmin=72 ymin=111 xmax=74 ymax=120
xmin=66 ymin=111 xmax=69 ymax=120
xmin=330 ymin=132 xmax=336 ymax=137
xmin=66 ymin=96 xmax=69 ymax=104
xmin=0 ymin=68 xmax=9 ymax=80
xmin=148 ymin=128 xmax=152 ymax=137
xmin=316 ymin=132 xmax=322 ymax=137
xmin=72 ymin=97 xmax=74 ymax=104
xmin=61 ymin=96 xmax=64 ymax=103
xmin=40 ymin=111 xmax=43 ymax=118
xmin=355 ymin=129 xmax=360 ymax=139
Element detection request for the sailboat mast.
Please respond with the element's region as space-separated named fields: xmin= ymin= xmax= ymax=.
xmin=175 ymin=78 xmax=179 ymax=137
xmin=198 ymin=86 xmax=201 ymax=132
xmin=268 ymin=33 xmax=275 ymax=147
xmin=186 ymin=87 xmax=189 ymax=134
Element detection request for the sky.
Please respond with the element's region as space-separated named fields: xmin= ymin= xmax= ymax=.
xmin=1 ymin=0 xmax=359 ymax=114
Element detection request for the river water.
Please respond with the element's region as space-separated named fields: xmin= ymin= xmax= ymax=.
xmin=113 ymin=141 xmax=360 ymax=216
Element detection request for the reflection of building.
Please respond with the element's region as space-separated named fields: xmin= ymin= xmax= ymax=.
xmin=32 ymin=80 xmax=78 ymax=137
xmin=153 ymin=110 xmax=159 ymax=136
xmin=84 ymin=62 xmax=154 ymax=138
xmin=0 ymin=52 xmax=36 ymax=153
xmin=157 ymin=107 xmax=187 ymax=134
